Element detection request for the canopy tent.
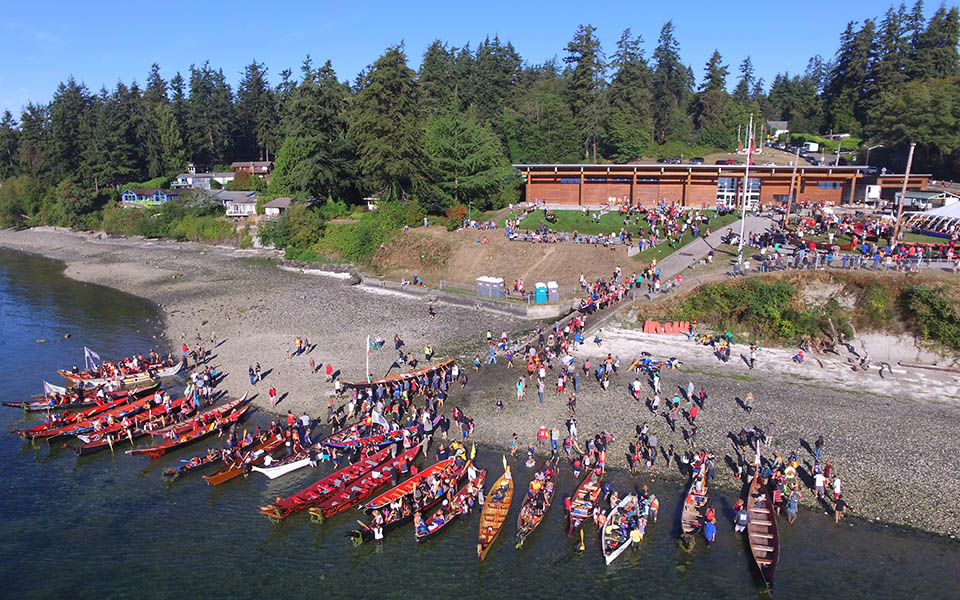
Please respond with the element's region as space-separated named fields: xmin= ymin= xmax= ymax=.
xmin=905 ymin=199 xmax=960 ymax=239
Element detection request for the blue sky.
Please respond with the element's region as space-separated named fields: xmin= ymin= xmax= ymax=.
xmin=0 ymin=0 xmax=941 ymax=115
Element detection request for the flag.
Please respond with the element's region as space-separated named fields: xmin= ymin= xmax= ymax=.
xmin=84 ymin=346 xmax=101 ymax=367
xmin=371 ymin=409 xmax=389 ymax=428
xmin=43 ymin=381 xmax=67 ymax=396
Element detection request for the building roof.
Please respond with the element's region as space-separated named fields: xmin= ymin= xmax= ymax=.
xmin=901 ymin=190 xmax=959 ymax=200
xmin=176 ymin=172 xmax=235 ymax=179
xmin=513 ymin=163 xmax=870 ymax=172
xmin=211 ymin=190 xmax=257 ymax=202
xmin=765 ymin=120 xmax=789 ymax=129
xmin=124 ymin=188 xmax=179 ymax=196
xmin=264 ymin=197 xmax=292 ymax=209
xmin=231 ymin=161 xmax=273 ymax=168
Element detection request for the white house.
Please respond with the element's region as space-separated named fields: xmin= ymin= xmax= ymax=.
xmin=213 ymin=190 xmax=259 ymax=217
xmin=171 ymin=172 xmax=235 ymax=190
xmin=263 ymin=197 xmax=291 ymax=218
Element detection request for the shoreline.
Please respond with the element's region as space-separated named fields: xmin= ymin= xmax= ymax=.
xmin=1 ymin=227 xmax=959 ymax=538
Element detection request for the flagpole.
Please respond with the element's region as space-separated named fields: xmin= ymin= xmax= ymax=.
xmin=365 ymin=336 xmax=371 ymax=383
xmin=737 ymin=113 xmax=754 ymax=266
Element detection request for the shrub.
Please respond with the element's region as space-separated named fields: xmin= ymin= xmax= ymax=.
xmin=899 ymin=284 xmax=960 ymax=352
xmin=445 ymin=204 xmax=467 ymax=230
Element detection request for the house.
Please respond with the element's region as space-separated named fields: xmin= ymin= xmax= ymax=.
xmin=765 ymin=120 xmax=789 ymax=138
xmin=231 ymin=161 xmax=273 ymax=176
xmin=172 ymin=172 xmax=235 ymax=190
xmin=120 ymin=188 xmax=180 ymax=206
xmin=263 ymin=197 xmax=291 ymax=218
xmin=214 ymin=190 xmax=259 ymax=217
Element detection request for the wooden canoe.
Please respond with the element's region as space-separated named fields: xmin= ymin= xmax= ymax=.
xmin=59 ymin=359 xmax=183 ymax=386
xmin=71 ymin=394 xmax=200 ymax=456
xmin=340 ymin=359 xmax=455 ymax=390
xmin=680 ymin=474 xmax=709 ymax=545
xmin=360 ymin=457 xmax=455 ymax=512
xmin=125 ymin=404 xmax=251 ymax=459
xmin=415 ymin=469 xmax=486 ymax=543
xmin=138 ymin=394 xmax=249 ymax=439
xmin=308 ymin=445 xmax=422 ymax=522
xmin=515 ymin=460 xmax=558 ymax=548
xmin=322 ymin=415 xmax=441 ymax=449
xmin=350 ymin=459 xmax=470 ymax=544
xmin=10 ymin=397 xmax=131 ymax=438
xmin=746 ymin=474 xmax=780 ymax=590
xmin=602 ymin=494 xmax=640 ymax=565
xmin=478 ymin=466 xmax=513 ymax=561
xmin=202 ymin=433 xmax=284 ymax=486
xmin=14 ymin=395 xmax=155 ymax=440
xmin=567 ymin=470 xmax=601 ymax=537
xmin=260 ymin=447 xmax=392 ymax=521
xmin=3 ymin=382 xmax=158 ymax=412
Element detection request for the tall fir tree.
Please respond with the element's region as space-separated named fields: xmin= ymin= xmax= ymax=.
xmin=651 ymin=21 xmax=692 ymax=143
xmin=0 ymin=111 xmax=19 ymax=181
xmin=604 ymin=28 xmax=654 ymax=161
xmin=349 ymin=45 xmax=428 ymax=202
xmin=564 ymin=24 xmax=607 ymax=161
xmin=734 ymin=56 xmax=755 ymax=102
xmin=422 ymin=108 xmax=514 ymax=211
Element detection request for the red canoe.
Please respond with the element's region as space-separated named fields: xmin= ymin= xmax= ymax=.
xmin=125 ymin=402 xmax=251 ymax=459
xmin=13 ymin=395 xmax=155 ymax=440
xmin=308 ymin=445 xmax=422 ymax=523
xmin=360 ymin=456 xmax=455 ymax=512
xmin=259 ymin=447 xmax=393 ymax=521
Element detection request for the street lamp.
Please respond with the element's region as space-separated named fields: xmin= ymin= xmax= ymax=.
xmin=865 ymin=144 xmax=883 ymax=166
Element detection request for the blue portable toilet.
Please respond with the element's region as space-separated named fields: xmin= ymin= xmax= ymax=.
xmin=535 ymin=282 xmax=547 ymax=305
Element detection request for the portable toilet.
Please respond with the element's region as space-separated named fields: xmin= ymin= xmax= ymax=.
xmin=534 ymin=282 xmax=548 ymax=305
xmin=547 ymin=281 xmax=559 ymax=303
xmin=491 ymin=277 xmax=506 ymax=299
xmin=475 ymin=276 xmax=490 ymax=297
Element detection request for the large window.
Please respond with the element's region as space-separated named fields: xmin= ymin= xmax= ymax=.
xmin=818 ymin=182 xmax=842 ymax=190
xmin=716 ymin=177 xmax=760 ymax=209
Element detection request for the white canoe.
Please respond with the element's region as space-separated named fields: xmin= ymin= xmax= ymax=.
xmin=251 ymin=455 xmax=312 ymax=480
xmin=602 ymin=494 xmax=639 ymax=566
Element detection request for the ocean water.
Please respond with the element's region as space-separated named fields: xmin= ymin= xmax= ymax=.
xmin=0 ymin=248 xmax=958 ymax=600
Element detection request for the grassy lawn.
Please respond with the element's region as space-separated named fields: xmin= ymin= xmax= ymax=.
xmin=516 ymin=209 xmax=627 ymax=235
xmin=631 ymin=212 xmax=741 ymax=264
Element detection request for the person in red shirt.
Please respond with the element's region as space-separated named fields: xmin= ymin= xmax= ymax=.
xmin=537 ymin=426 xmax=548 ymax=447
xmin=269 ymin=386 xmax=278 ymax=406
xmin=689 ymin=405 xmax=699 ymax=424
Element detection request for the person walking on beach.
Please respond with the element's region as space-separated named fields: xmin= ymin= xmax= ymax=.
xmin=686 ymin=380 xmax=695 ymax=401
xmin=815 ymin=435 xmax=825 ymax=461
xmin=537 ymin=379 xmax=544 ymax=404
xmin=516 ymin=378 xmax=525 ymax=402
xmin=255 ymin=362 xmax=262 ymax=382
xmin=269 ymin=386 xmax=278 ymax=407
xmin=248 ymin=366 xmax=256 ymax=386
xmin=834 ymin=494 xmax=848 ymax=524
xmin=786 ymin=487 xmax=801 ymax=524
xmin=743 ymin=392 xmax=754 ymax=413
xmin=749 ymin=344 xmax=759 ymax=369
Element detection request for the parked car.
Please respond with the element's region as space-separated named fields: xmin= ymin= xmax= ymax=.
xmin=689 ymin=157 xmax=705 ymax=165
xmin=715 ymin=159 xmax=735 ymax=165
xmin=864 ymin=166 xmax=880 ymax=175
xmin=656 ymin=157 xmax=670 ymax=163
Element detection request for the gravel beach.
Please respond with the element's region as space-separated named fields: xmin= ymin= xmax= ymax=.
xmin=2 ymin=226 xmax=958 ymax=537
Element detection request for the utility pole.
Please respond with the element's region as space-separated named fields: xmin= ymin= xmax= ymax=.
xmin=784 ymin=147 xmax=800 ymax=227
xmin=892 ymin=143 xmax=916 ymax=245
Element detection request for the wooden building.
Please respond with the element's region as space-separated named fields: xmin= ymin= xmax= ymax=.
xmin=516 ymin=164 xmax=929 ymax=209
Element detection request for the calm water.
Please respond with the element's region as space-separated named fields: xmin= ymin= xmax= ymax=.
xmin=0 ymin=248 xmax=958 ymax=600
